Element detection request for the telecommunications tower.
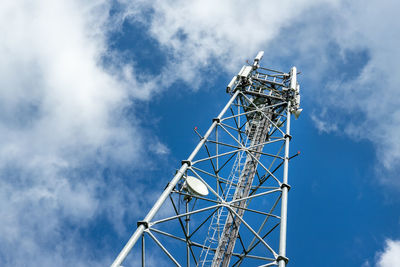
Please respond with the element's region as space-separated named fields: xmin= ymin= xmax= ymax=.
xmin=111 ymin=52 xmax=302 ymax=267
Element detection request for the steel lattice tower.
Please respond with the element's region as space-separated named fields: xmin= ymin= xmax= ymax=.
xmin=111 ymin=52 xmax=302 ymax=267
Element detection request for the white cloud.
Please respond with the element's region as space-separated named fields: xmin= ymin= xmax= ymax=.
xmin=375 ymin=239 xmax=400 ymax=267
xmin=121 ymin=0 xmax=340 ymax=86
xmin=300 ymin=0 xmax=400 ymax=181
xmin=327 ymin=0 xmax=400 ymax=158
xmin=0 ymin=0 xmax=162 ymax=265
xmin=150 ymin=141 xmax=170 ymax=155
xmin=311 ymin=111 xmax=338 ymax=134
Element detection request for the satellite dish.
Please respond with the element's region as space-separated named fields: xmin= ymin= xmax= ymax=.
xmin=184 ymin=176 xmax=209 ymax=196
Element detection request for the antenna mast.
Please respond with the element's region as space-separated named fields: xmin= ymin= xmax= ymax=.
xmin=111 ymin=52 xmax=302 ymax=267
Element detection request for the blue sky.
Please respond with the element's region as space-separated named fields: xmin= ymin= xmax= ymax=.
xmin=0 ymin=0 xmax=400 ymax=266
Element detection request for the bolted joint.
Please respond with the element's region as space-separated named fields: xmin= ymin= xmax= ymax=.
xmin=213 ymin=118 xmax=221 ymax=123
xmin=181 ymin=160 xmax=192 ymax=167
xmin=280 ymin=183 xmax=291 ymax=191
xmin=277 ymin=255 xmax=289 ymax=264
xmin=137 ymin=221 xmax=149 ymax=229
xmin=284 ymin=134 xmax=292 ymax=141
xmin=183 ymin=194 xmax=192 ymax=202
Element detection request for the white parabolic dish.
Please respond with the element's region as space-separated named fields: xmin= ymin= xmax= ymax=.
xmin=185 ymin=176 xmax=209 ymax=196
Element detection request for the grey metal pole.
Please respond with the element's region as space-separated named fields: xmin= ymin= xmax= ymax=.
xmin=141 ymin=234 xmax=145 ymax=267
xmin=186 ymin=200 xmax=190 ymax=267
xmin=110 ymin=90 xmax=240 ymax=267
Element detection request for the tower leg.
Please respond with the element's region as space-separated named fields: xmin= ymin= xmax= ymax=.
xmin=278 ymin=103 xmax=291 ymax=266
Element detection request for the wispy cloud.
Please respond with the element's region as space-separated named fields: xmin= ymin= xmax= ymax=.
xmin=121 ymin=0 xmax=340 ymax=79
xmin=303 ymin=0 xmax=400 ymax=181
xmin=310 ymin=111 xmax=338 ymax=134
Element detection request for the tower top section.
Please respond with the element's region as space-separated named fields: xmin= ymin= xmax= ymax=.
xmin=226 ymin=51 xmax=302 ymax=118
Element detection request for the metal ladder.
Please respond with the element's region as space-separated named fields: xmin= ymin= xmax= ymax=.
xmin=198 ymin=134 xmax=251 ymax=266
xmin=212 ymin=111 xmax=271 ymax=267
